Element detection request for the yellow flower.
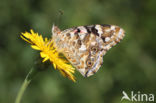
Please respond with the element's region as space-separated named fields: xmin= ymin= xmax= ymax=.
xmin=21 ymin=29 xmax=76 ymax=82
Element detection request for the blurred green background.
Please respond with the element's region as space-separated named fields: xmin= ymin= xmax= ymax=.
xmin=0 ymin=0 xmax=156 ymax=103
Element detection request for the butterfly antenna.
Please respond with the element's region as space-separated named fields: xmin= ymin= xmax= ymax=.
xmin=55 ymin=10 xmax=64 ymax=27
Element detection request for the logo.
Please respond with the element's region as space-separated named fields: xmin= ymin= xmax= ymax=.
xmin=121 ymin=91 xmax=155 ymax=102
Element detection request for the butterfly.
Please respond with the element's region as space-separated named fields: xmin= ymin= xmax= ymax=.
xmin=52 ymin=24 xmax=125 ymax=77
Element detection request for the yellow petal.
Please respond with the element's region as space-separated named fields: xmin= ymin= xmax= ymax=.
xmin=20 ymin=35 xmax=32 ymax=44
xmin=42 ymin=57 xmax=49 ymax=62
xmin=53 ymin=63 xmax=56 ymax=69
xmin=40 ymin=52 xmax=47 ymax=58
xmin=31 ymin=45 xmax=40 ymax=50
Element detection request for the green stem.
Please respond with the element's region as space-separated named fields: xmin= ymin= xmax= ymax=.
xmin=15 ymin=58 xmax=50 ymax=103
xmin=15 ymin=67 xmax=38 ymax=103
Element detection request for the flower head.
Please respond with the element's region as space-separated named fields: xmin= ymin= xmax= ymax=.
xmin=21 ymin=30 xmax=76 ymax=82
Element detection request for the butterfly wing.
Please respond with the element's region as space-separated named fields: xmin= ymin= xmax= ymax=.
xmin=52 ymin=24 xmax=125 ymax=77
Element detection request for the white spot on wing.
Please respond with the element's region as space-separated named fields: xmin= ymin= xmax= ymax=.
xmin=79 ymin=44 xmax=86 ymax=51
xmin=80 ymin=34 xmax=85 ymax=40
xmin=78 ymin=69 xmax=85 ymax=76
xmin=91 ymin=41 xmax=96 ymax=45
xmin=118 ymin=29 xmax=123 ymax=38
xmin=104 ymin=45 xmax=111 ymax=50
xmin=70 ymin=32 xmax=75 ymax=38
xmin=105 ymin=37 xmax=110 ymax=42
xmin=95 ymin=25 xmax=103 ymax=37
xmin=79 ymin=26 xmax=87 ymax=33
xmin=111 ymin=25 xmax=115 ymax=30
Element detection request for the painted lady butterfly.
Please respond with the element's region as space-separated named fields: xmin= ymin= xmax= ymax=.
xmin=52 ymin=24 xmax=125 ymax=77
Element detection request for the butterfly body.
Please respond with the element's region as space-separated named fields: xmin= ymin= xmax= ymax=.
xmin=52 ymin=24 xmax=125 ymax=77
